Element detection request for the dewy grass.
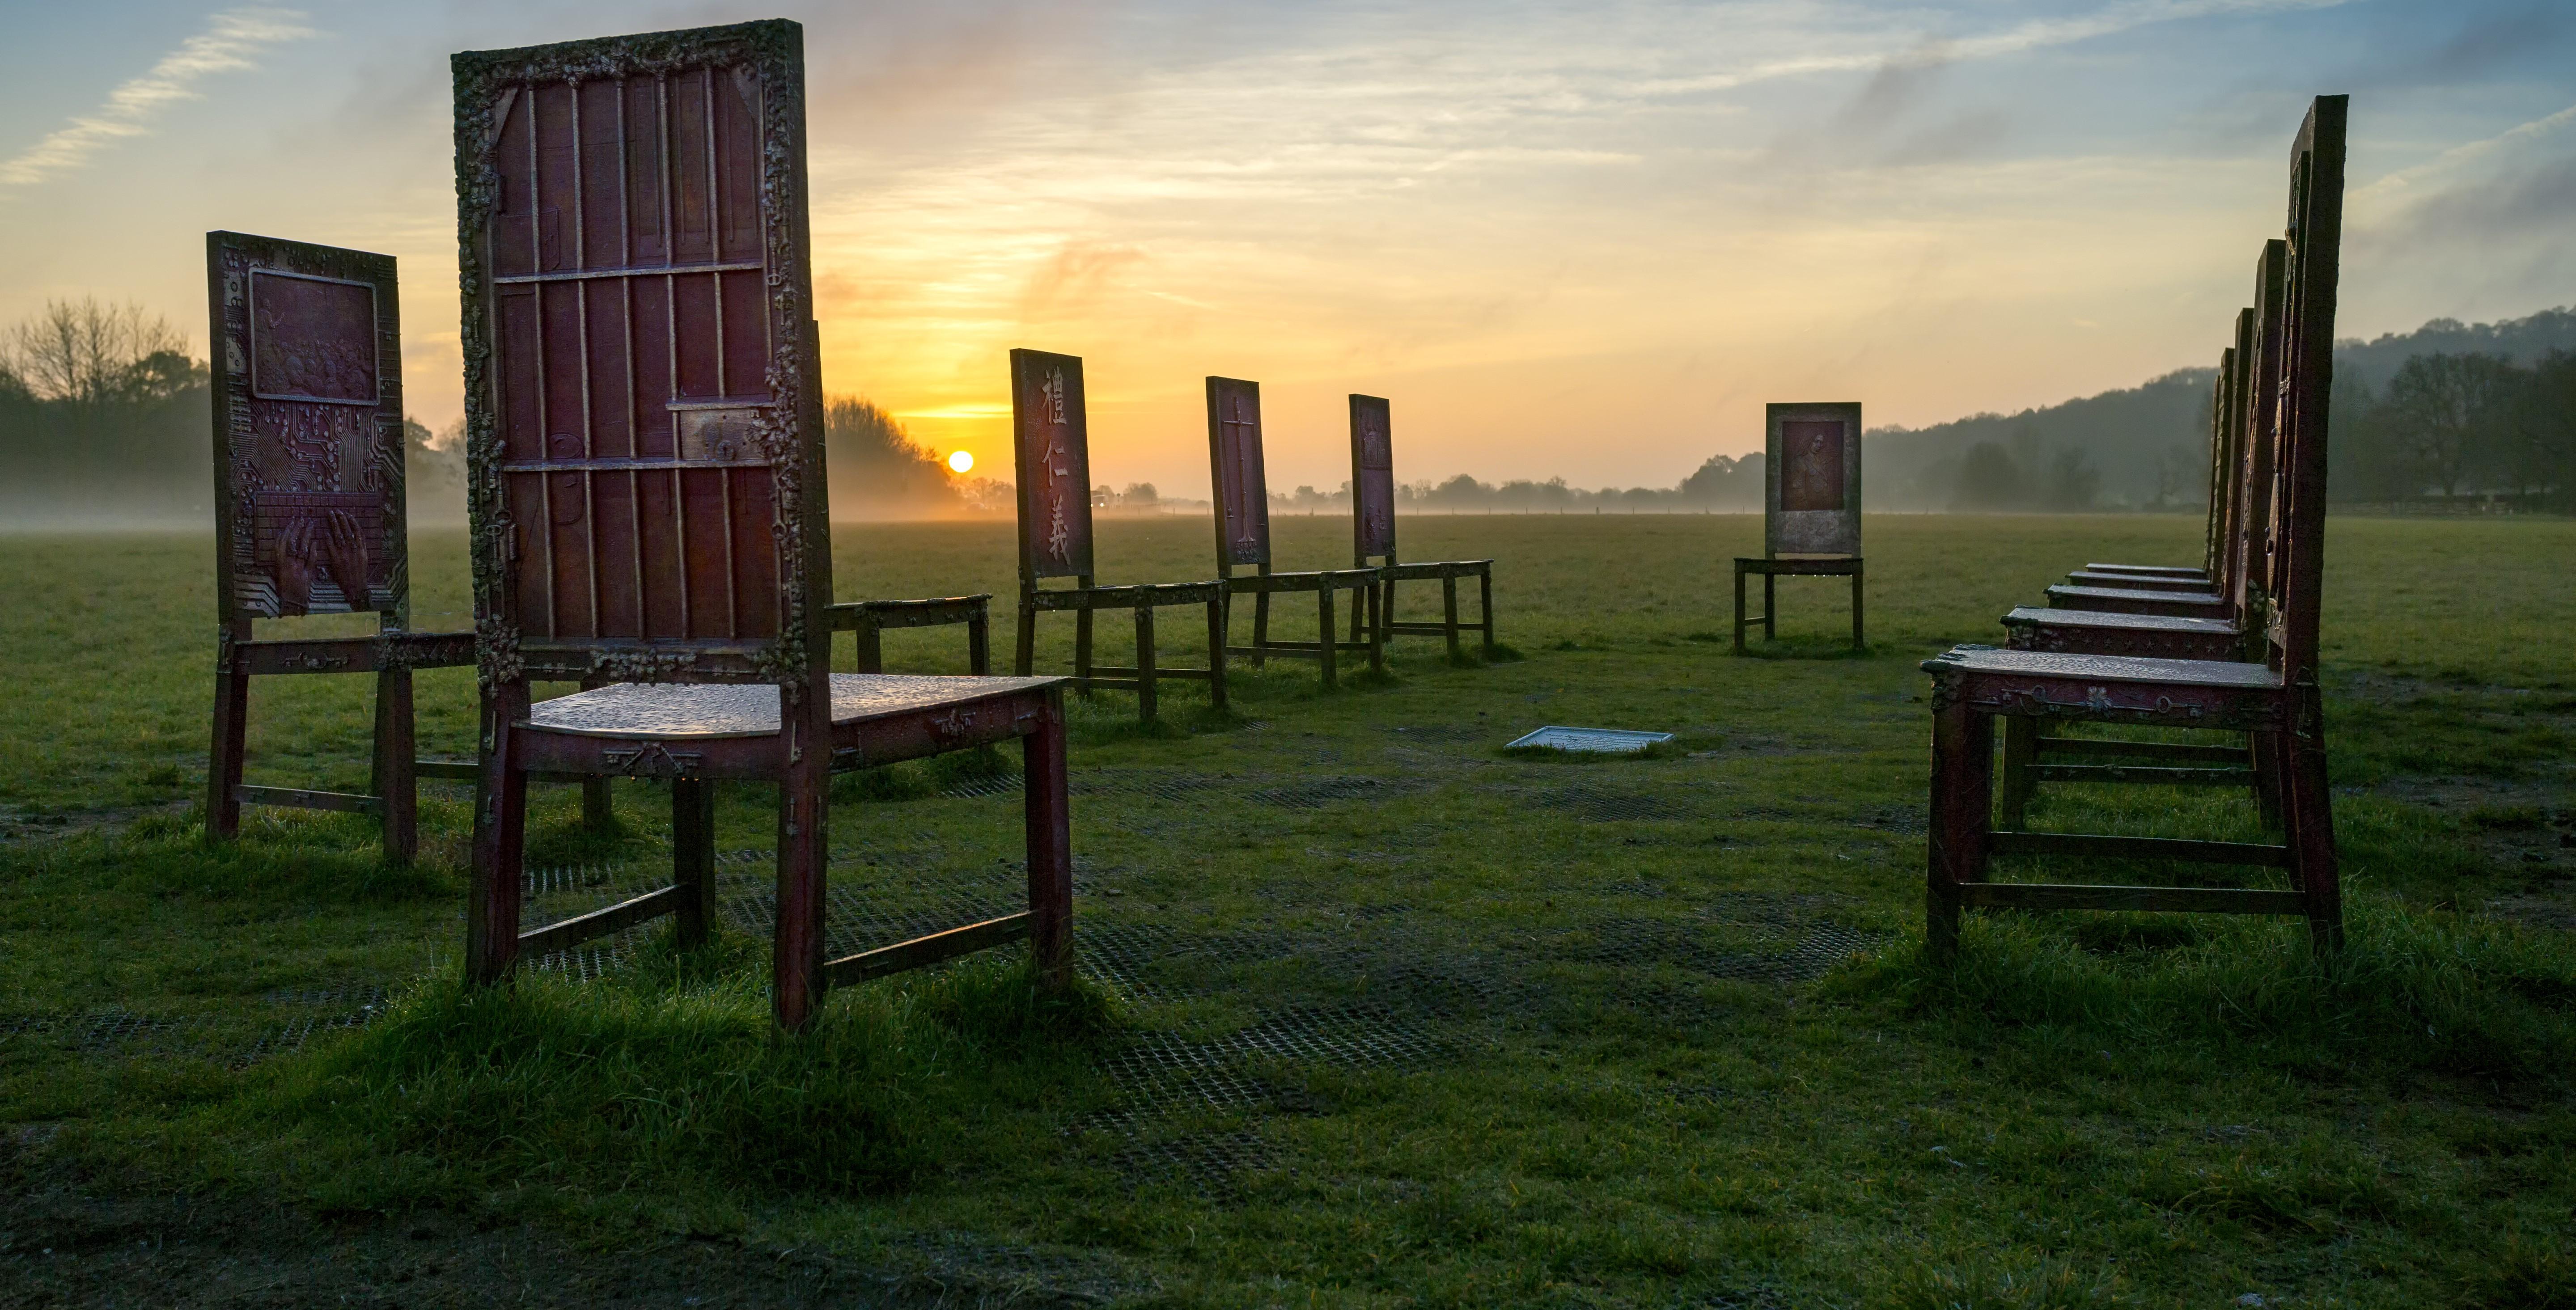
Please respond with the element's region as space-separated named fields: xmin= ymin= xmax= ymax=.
xmin=261 ymin=947 xmax=1118 ymax=1203
xmin=3 ymin=514 xmax=2573 ymax=1306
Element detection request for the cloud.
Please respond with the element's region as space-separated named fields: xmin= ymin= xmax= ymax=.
xmin=0 ymin=7 xmax=314 ymax=187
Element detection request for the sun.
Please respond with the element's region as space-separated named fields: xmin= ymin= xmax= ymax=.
xmin=947 ymin=449 xmax=974 ymax=474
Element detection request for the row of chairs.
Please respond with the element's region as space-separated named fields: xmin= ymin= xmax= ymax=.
xmin=1006 ymin=351 xmax=1498 ymax=724
xmin=1920 ymin=95 xmax=2349 ymax=958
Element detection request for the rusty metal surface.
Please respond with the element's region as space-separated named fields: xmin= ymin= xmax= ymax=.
xmin=454 ymin=19 xmax=822 ymax=681
xmin=526 ymin=672 xmax=1063 ymax=737
xmin=1206 ymin=376 xmax=1271 ymax=570
xmin=207 ymin=234 xmax=406 ymax=620
xmin=1009 ymin=348 xmax=1094 ymax=581
xmin=1349 ymin=394 xmax=1395 ymax=560
xmin=1763 ymin=401 xmax=1861 ymax=556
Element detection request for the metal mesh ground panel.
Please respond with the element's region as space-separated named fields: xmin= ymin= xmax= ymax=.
xmin=76 ymin=1009 xmax=180 ymax=1053
xmin=940 ymin=773 xmax=1022 ymax=800
xmin=0 ymin=1013 xmax=59 ymax=1040
xmin=1074 ymin=770 xmax=1232 ymax=803
xmin=237 ymin=1004 xmax=378 ymax=1067
xmin=1537 ymin=786 xmax=1698 ymax=822
xmin=1383 ymin=725 xmax=1494 ymax=745
xmin=1249 ymin=776 xmax=1417 ymax=810
xmin=1108 ymin=1128 xmax=1281 ymax=1199
xmin=1077 ymin=921 xmax=1182 ymax=1003
xmin=1860 ymin=805 xmax=1929 ymax=835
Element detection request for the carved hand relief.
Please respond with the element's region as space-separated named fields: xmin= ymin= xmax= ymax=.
xmin=255 ymin=492 xmax=380 ymax=615
xmin=1779 ymin=420 xmax=1846 ymax=513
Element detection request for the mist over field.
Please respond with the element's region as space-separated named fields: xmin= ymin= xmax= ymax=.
xmin=4 ymin=298 xmax=2569 ymax=528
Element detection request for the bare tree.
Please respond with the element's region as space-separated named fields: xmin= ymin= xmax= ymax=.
xmin=0 ymin=298 xmax=189 ymax=415
xmin=2380 ymin=352 xmax=2517 ymax=499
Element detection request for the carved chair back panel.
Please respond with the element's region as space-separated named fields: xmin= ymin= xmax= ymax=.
xmin=1350 ymin=394 xmax=1396 ymax=560
xmin=2267 ymin=95 xmax=2346 ymax=681
xmin=1009 ymin=349 xmax=1096 ymax=582
xmin=1764 ymin=401 xmax=1862 ymax=556
xmin=208 ymin=233 xmax=407 ymax=621
xmin=458 ymin=21 xmax=819 ymax=674
xmin=1206 ymin=376 xmax=1270 ymax=570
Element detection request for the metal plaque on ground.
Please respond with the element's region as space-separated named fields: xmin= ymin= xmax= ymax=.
xmin=1506 ymin=726 xmax=1674 ymax=754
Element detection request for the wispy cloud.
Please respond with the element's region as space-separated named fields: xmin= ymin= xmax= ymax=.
xmin=0 ymin=7 xmax=314 ymax=187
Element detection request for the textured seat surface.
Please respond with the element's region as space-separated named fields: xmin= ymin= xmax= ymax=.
xmin=2083 ymin=562 xmax=2205 ymax=576
xmin=2002 ymin=606 xmax=2238 ymax=633
xmin=527 ymin=673 xmax=1063 ymax=739
xmin=2046 ymin=584 xmax=2225 ymax=605
xmin=1925 ymin=645 xmax=2281 ymax=689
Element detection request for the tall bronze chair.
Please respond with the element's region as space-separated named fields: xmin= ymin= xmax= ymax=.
xmin=456 ymin=21 xmax=1071 ymax=1030
xmin=1008 ymin=349 xmax=1228 ymax=723
xmin=205 ymin=232 xmax=475 ymax=864
xmin=1204 ymin=376 xmax=1382 ymax=686
xmin=1346 ymin=394 xmax=1496 ymax=662
xmin=1922 ymin=95 xmax=2348 ymax=959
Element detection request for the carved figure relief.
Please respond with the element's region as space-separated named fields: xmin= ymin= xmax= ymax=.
xmin=1040 ymin=368 xmax=1073 ymax=564
xmin=1779 ymin=419 xmax=1846 ymax=512
xmin=1352 ymin=397 xmax=1395 ymax=556
xmin=250 ymin=272 xmax=377 ymax=403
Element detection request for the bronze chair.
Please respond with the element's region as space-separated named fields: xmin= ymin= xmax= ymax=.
xmin=1346 ymin=394 xmax=1496 ymax=663
xmin=1921 ymin=95 xmax=2347 ymax=959
xmin=456 ymin=21 xmax=1071 ymax=1030
xmin=1204 ymin=376 xmax=1383 ymax=686
xmin=204 ymin=231 xmax=475 ymax=865
xmin=1008 ymin=349 xmax=1229 ymax=723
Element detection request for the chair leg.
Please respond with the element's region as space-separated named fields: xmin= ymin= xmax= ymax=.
xmin=1134 ymin=604 xmax=1158 ymax=723
xmin=1023 ymin=690 xmax=1074 ymax=990
xmin=774 ymin=706 xmax=831 ymax=1031
xmin=856 ymin=618 xmax=885 ymax=674
xmin=1442 ymin=576 xmax=1461 ymax=662
xmin=466 ymin=683 xmax=531 ymax=985
xmin=1318 ymin=587 xmax=1339 ymax=689
xmin=2281 ymin=693 xmax=2343 ymax=953
xmin=1252 ymin=591 xmax=1271 ymax=669
xmin=1851 ymin=562 xmax=1865 ymax=651
xmin=1074 ymin=604 xmax=1096 ymax=697
xmin=1013 ymin=594 xmax=1038 ymax=676
xmin=1733 ymin=565 xmax=1749 ymax=655
xmin=1926 ymin=694 xmax=1994 ymax=965
xmin=2249 ymin=729 xmax=2284 ymax=830
xmin=1366 ymin=582 xmax=1386 ymax=676
xmin=672 ymin=777 xmax=716 ymax=950
xmin=208 ymin=641 xmax=250 ymax=841
xmin=968 ymin=610 xmax=991 ymax=676
xmin=1763 ymin=574 xmax=1776 ymax=641
xmin=374 ymin=667 xmax=419 ymax=866
xmin=1998 ymin=715 xmax=2038 ymax=829
xmin=1477 ymin=567 xmax=1496 ymax=657
xmin=1204 ymin=596 xmax=1229 ymax=713
xmin=580 ymin=674 xmax=614 ymax=831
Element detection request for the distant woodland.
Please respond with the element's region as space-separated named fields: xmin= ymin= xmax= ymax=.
xmin=2 ymin=298 xmax=2570 ymax=524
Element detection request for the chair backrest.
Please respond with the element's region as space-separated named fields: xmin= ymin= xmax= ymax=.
xmin=453 ymin=19 xmax=828 ymax=696
xmin=1205 ymin=376 xmax=1271 ymax=575
xmin=2262 ymin=95 xmax=2346 ymax=682
xmin=1350 ymin=393 xmax=1396 ymax=566
xmin=1764 ymin=402 xmax=1862 ymax=556
xmin=1008 ymin=348 xmax=1098 ymax=586
xmin=2232 ymin=240 xmax=2288 ymax=618
xmin=207 ymin=232 xmax=408 ymax=625
xmin=2211 ymin=307 xmax=2254 ymax=589
xmin=2202 ymin=341 xmax=2235 ymax=579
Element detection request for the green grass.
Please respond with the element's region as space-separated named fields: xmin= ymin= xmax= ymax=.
xmin=2 ymin=512 xmax=2572 ymax=1306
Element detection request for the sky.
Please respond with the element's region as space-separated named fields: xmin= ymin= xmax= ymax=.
xmin=1 ymin=0 xmax=2571 ymax=498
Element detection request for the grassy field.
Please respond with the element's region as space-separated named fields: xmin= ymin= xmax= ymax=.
xmin=1 ymin=513 xmax=2571 ymax=1308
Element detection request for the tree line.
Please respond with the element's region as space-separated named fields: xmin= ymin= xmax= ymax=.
xmin=3 ymin=298 xmax=2569 ymax=523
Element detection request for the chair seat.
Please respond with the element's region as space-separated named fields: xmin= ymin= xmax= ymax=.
xmin=1380 ymin=559 xmax=1491 ymax=579
xmin=2083 ymin=562 xmax=2205 ymax=578
xmin=2064 ymin=570 xmax=2215 ymax=592
xmin=528 ymin=673 xmax=1064 ymax=739
xmin=2002 ymin=607 xmax=2237 ymax=634
xmin=1924 ymin=645 xmax=2281 ymax=690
